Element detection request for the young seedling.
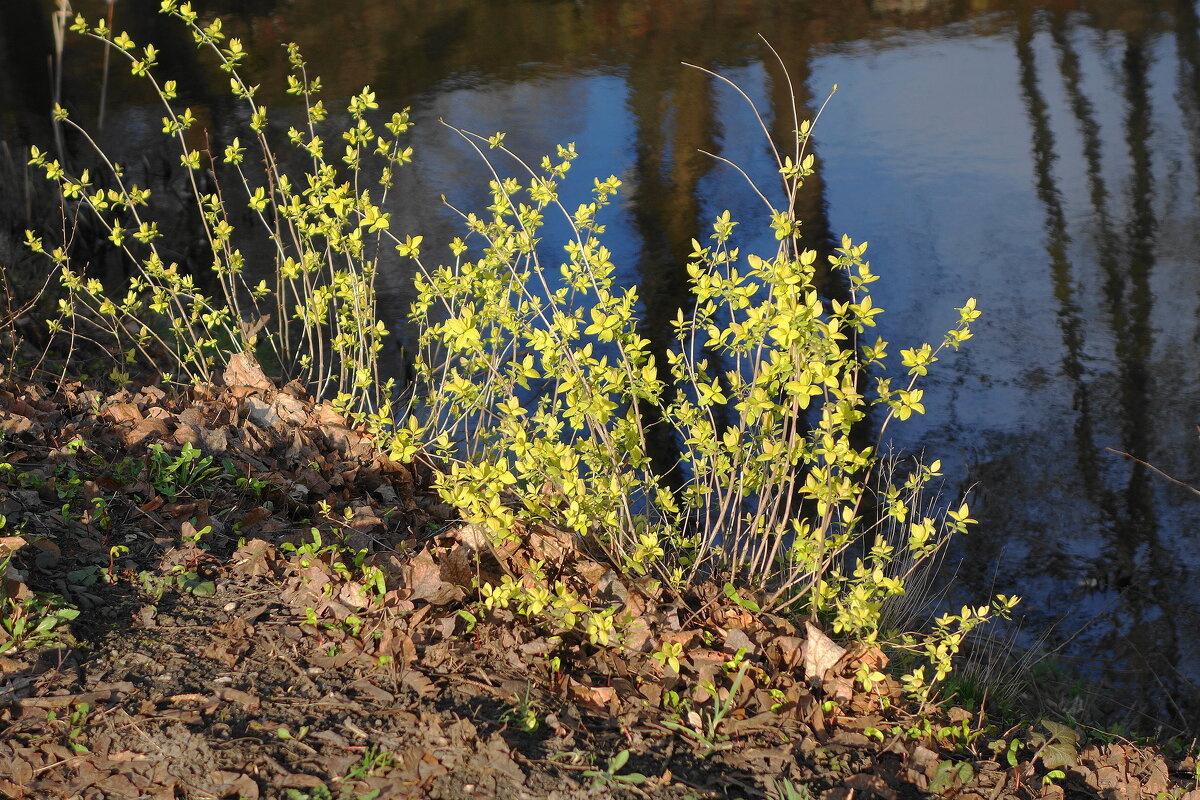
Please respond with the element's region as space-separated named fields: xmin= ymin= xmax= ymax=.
xmin=147 ymin=442 xmax=222 ymax=499
xmin=658 ymin=659 xmax=751 ymax=757
xmin=767 ymin=778 xmax=814 ymax=800
xmin=501 ymin=684 xmax=540 ymax=734
xmin=582 ymin=750 xmax=649 ymax=791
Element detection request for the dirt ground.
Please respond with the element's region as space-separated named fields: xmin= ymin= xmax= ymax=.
xmin=1 ymin=359 xmax=1196 ymax=799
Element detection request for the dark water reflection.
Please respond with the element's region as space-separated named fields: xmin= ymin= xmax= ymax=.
xmin=5 ymin=0 xmax=1200 ymax=731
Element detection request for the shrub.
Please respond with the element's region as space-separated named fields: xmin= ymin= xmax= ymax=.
xmin=23 ymin=4 xmax=1015 ymax=702
xmin=396 ymin=66 xmax=1017 ymax=699
xmin=26 ymin=1 xmax=413 ymax=427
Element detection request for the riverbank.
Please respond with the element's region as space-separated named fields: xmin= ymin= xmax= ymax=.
xmin=0 ymin=359 xmax=1195 ymax=799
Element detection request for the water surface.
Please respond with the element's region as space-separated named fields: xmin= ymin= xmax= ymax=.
xmin=4 ymin=0 xmax=1200 ymax=731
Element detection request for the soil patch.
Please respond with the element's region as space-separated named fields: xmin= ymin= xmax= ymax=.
xmin=1 ymin=361 xmax=1196 ymax=799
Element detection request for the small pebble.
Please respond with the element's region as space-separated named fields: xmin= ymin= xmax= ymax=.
xmin=223 ymin=602 xmax=236 ymax=612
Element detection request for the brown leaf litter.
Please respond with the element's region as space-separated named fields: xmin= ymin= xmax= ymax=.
xmin=0 ymin=364 xmax=1197 ymax=799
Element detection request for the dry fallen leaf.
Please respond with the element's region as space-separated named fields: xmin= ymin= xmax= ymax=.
xmin=105 ymin=403 xmax=143 ymax=423
xmin=124 ymin=417 xmax=171 ymax=446
xmin=844 ymin=772 xmax=897 ymax=800
xmin=804 ymin=621 xmax=846 ymax=683
xmin=230 ymin=539 xmax=280 ymax=578
xmin=9 ymin=753 xmax=34 ymax=784
xmin=567 ymin=678 xmax=616 ymax=713
xmin=402 ymin=670 xmax=436 ymax=697
xmin=228 ymin=774 xmax=260 ymax=800
xmin=767 ymin=635 xmax=805 ymax=670
xmin=223 ymin=353 xmax=273 ymax=393
xmin=338 ymin=580 xmax=370 ymax=610
xmin=404 ymin=549 xmax=461 ymax=604
xmin=216 ymin=687 xmax=261 ymax=711
xmin=0 ymin=536 xmax=26 ymax=557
